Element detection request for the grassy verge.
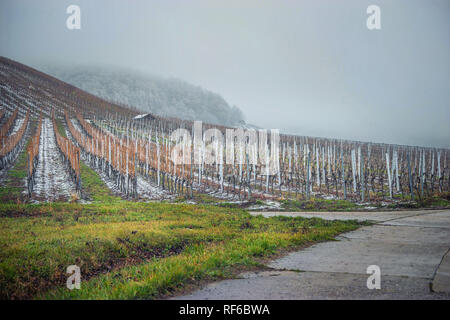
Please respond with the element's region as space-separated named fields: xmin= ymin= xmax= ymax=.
xmin=0 ymin=142 xmax=29 ymax=203
xmin=280 ymin=198 xmax=359 ymax=211
xmin=175 ymin=193 xmax=227 ymax=204
xmin=274 ymin=194 xmax=450 ymax=212
xmin=55 ymin=118 xmax=67 ymax=138
xmin=79 ymin=162 xmax=119 ymax=202
xmin=0 ymin=118 xmax=35 ymax=203
xmin=386 ymin=192 xmax=450 ymax=209
xmin=0 ymin=201 xmax=363 ymax=299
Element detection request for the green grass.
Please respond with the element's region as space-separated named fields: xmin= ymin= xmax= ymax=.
xmin=0 ymin=147 xmax=28 ymax=202
xmin=0 ymin=136 xmax=31 ymax=203
xmin=176 ymin=192 xmax=226 ymax=204
xmin=0 ymin=201 xmax=363 ymax=299
xmin=386 ymin=192 xmax=450 ymax=209
xmin=79 ymin=162 xmax=119 ymax=202
xmin=280 ymin=198 xmax=359 ymax=212
xmin=55 ymin=118 xmax=67 ymax=138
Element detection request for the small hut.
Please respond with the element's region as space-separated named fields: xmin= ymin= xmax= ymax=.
xmin=133 ymin=113 xmax=156 ymax=121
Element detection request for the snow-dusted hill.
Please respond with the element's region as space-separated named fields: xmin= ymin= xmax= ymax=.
xmin=41 ymin=65 xmax=245 ymax=127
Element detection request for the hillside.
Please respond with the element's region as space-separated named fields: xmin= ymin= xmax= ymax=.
xmin=41 ymin=65 xmax=245 ymax=127
xmin=1 ymin=56 xmax=449 ymax=301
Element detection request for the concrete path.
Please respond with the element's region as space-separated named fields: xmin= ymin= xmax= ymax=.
xmin=174 ymin=210 xmax=450 ymax=299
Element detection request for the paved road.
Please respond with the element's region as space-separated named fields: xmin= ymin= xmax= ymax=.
xmin=174 ymin=210 xmax=450 ymax=299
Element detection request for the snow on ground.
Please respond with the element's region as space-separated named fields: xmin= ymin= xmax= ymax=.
xmin=70 ymin=118 xmax=84 ymax=135
xmin=10 ymin=118 xmax=24 ymax=135
xmin=322 ymin=194 xmax=339 ymax=200
xmin=31 ymin=118 xmax=77 ymax=202
xmin=247 ymin=200 xmax=282 ymax=210
xmin=190 ymin=173 xmax=278 ymax=201
xmin=136 ymin=175 xmax=174 ymax=200
xmin=82 ymin=159 xmax=174 ymax=201
xmin=92 ymin=167 xmax=122 ymax=196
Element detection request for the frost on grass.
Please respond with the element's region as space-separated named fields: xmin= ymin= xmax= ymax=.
xmin=31 ymin=118 xmax=77 ymax=202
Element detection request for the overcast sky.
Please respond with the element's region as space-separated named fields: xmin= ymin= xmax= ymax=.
xmin=1 ymin=0 xmax=449 ymax=148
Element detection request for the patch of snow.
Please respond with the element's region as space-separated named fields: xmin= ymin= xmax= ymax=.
xmin=31 ymin=118 xmax=77 ymax=202
xmin=70 ymin=118 xmax=84 ymax=135
xmin=248 ymin=200 xmax=282 ymax=211
xmin=10 ymin=118 xmax=24 ymax=135
xmin=136 ymin=175 xmax=174 ymax=200
xmin=322 ymin=194 xmax=338 ymax=200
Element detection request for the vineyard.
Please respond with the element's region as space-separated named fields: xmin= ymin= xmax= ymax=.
xmin=3 ymin=0 xmax=450 ymax=302
xmin=85 ymin=114 xmax=449 ymax=205
xmin=0 ymin=56 xmax=449 ymax=206
xmin=0 ymin=57 xmax=449 ymax=301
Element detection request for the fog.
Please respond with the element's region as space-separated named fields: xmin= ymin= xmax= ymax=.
xmin=1 ymin=0 xmax=449 ymax=148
